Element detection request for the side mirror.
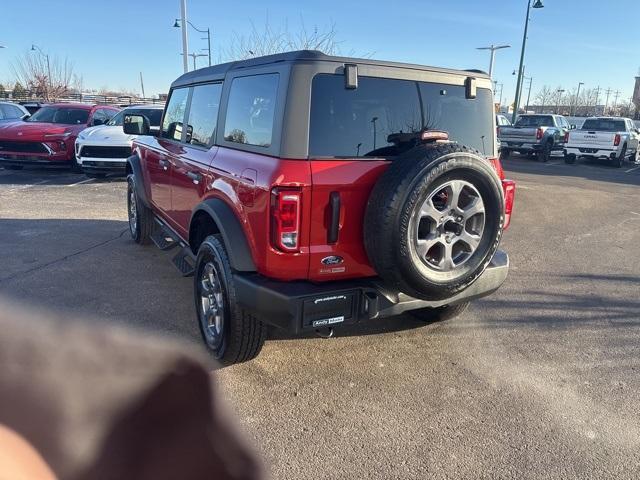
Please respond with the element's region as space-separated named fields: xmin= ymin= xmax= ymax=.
xmin=123 ymin=114 xmax=150 ymax=135
xmin=570 ymin=124 xmax=576 ymax=130
xmin=91 ymin=117 xmax=105 ymax=126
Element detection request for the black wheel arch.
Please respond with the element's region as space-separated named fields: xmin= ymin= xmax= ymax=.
xmin=126 ymin=154 xmax=150 ymax=208
xmin=189 ymin=199 xmax=256 ymax=272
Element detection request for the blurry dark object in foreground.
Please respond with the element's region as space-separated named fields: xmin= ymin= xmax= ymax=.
xmin=0 ymin=298 xmax=263 ymax=480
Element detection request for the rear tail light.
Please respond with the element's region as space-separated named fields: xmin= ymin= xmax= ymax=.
xmin=496 ymin=126 xmax=501 ymax=137
xmin=564 ymin=131 xmax=569 ymax=143
xmin=502 ymin=179 xmax=516 ymax=230
xmin=487 ymin=157 xmax=505 ymax=180
xmin=614 ymin=133 xmax=621 ymax=146
xmin=271 ymin=188 xmax=301 ymax=252
xmin=536 ymin=128 xmax=543 ymax=140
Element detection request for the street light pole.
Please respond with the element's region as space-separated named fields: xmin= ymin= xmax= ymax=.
xmin=512 ymin=0 xmax=544 ymax=123
xmin=30 ymin=44 xmax=52 ymax=95
xmin=572 ymin=82 xmax=584 ymax=116
xmin=174 ymin=19 xmax=212 ymax=67
xmin=525 ymin=77 xmax=534 ymax=112
xmin=476 ymin=44 xmax=510 ymax=77
xmin=180 ymin=0 xmax=189 ymax=73
xmin=556 ymin=89 xmax=565 ymax=114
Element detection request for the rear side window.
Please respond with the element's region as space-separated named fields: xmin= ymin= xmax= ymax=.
xmin=224 ymin=74 xmax=279 ymax=147
xmin=309 ymin=74 xmax=494 ymax=158
xmin=0 ymin=104 xmax=23 ymax=119
xmin=185 ymin=83 xmax=222 ymax=147
xmin=419 ymin=83 xmax=494 ymax=156
xmin=162 ymin=87 xmax=189 ymax=141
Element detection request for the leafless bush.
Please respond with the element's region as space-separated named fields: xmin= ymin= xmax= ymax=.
xmin=221 ymin=16 xmax=344 ymax=61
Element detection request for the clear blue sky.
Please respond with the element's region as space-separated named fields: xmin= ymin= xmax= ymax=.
xmin=1 ymin=0 xmax=637 ymax=105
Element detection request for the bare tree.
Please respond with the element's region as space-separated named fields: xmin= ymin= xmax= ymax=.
xmin=534 ymin=85 xmax=553 ymax=111
xmin=222 ymin=16 xmax=343 ymax=61
xmin=11 ymin=51 xmax=74 ymax=101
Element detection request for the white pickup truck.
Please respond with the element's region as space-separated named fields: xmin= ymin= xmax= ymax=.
xmin=564 ymin=117 xmax=640 ymax=167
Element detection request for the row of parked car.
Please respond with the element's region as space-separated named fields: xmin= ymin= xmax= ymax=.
xmin=496 ymin=113 xmax=640 ymax=167
xmin=0 ymin=100 xmax=162 ymax=177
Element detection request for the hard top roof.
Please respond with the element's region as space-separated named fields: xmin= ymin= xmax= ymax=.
xmin=171 ymin=50 xmax=489 ymax=88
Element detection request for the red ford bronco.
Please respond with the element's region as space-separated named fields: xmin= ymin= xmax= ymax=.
xmin=123 ymin=51 xmax=515 ymax=365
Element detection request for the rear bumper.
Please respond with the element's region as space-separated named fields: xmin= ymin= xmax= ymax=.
xmin=564 ymin=147 xmax=618 ymax=159
xmin=234 ymin=250 xmax=509 ymax=334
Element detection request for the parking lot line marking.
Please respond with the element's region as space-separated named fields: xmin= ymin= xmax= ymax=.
xmin=69 ymin=178 xmax=95 ymax=186
xmin=2 ymin=179 xmax=49 ymax=193
xmin=545 ymin=161 xmax=561 ymax=167
xmin=624 ymin=165 xmax=640 ymax=173
xmin=631 ymin=212 xmax=640 ymax=216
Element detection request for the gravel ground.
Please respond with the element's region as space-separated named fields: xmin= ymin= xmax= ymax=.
xmin=1 ymin=155 xmax=639 ymax=479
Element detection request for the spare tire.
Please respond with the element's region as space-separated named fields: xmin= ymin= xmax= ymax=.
xmin=364 ymin=143 xmax=504 ymax=301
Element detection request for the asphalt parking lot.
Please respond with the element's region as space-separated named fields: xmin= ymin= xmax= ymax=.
xmin=1 ymin=156 xmax=639 ymax=479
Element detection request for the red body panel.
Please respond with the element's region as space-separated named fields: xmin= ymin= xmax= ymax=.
xmin=307 ymin=159 xmax=389 ymax=281
xmin=0 ymin=104 xmax=118 ymax=164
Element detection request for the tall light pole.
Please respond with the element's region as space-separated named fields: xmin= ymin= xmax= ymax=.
xmin=512 ymin=0 xmax=545 ymax=123
xmin=179 ymin=0 xmax=189 ymax=73
xmin=30 ymin=44 xmax=52 ymax=93
xmin=571 ymin=82 xmax=584 ymax=116
xmin=524 ymin=76 xmax=534 ymax=112
xmin=556 ymin=89 xmax=565 ymax=114
xmin=476 ymin=44 xmax=511 ymax=77
xmin=174 ymin=18 xmax=212 ymax=67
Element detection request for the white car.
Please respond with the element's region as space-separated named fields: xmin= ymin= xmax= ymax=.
xmin=75 ymin=105 xmax=163 ymax=177
xmin=564 ymin=117 xmax=640 ymax=168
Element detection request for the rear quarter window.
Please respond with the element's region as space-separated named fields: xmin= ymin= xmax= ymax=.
xmin=223 ymin=73 xmax=279 ymax=147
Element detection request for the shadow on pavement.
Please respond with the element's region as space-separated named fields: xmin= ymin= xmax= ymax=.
xmin=0 ymin=166 xmax=125 ymax=186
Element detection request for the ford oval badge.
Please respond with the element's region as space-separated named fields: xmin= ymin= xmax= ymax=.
xmin=321 ymin=255 xmax=344 ymax=265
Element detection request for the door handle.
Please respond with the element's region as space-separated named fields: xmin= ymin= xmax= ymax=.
xmin=187 ymin=171 xmax=203 ymax=185
xmin=159 ymin=158 xmax=169 ymax=170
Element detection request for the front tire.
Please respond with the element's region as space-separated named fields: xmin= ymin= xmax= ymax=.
xmin=564 ymin=153 xmax=576 ymax=164
xmin=127 ymin=174 xmax=153 ymax=245
xmin=195 ymin=235 xmax=266 ymax=365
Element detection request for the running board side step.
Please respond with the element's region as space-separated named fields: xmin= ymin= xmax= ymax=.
xmin=150 ymin=231 xmax=179 ymax=251
xmin=151 ymin=217 xmax=195 ymax=276
xmin=172 ymin=247 xmax=196 ymax=277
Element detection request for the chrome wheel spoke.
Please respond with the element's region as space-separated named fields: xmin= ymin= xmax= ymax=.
xmin=199 ymin=261 xmax=225 ymax=344
xmin=416 ymin=237 xmax=440 ymax=259
xmin=440 ymin=242 xmax=456 ymax=270
xmin=419 ymin=199 xmax=441 ymax=221
xmin=447 ymin=181 xmax=463 ymax=210
xmin=462 ymin=197 xmax=484 ymax=220
xmin=458 ymin=231 xmax=481 ymax=250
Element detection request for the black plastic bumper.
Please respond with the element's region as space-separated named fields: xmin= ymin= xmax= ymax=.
xmin=234 ymin=250 xmax=509 ymax=334
xmin=81 ymin=160 xmax=127 ymax=175
xmin=0 ymin=156 xmax=70 ymax=167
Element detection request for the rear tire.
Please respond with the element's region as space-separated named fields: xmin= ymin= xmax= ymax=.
xmin=409 ymin=302 xmax=470 ymax=323
xmin=564 ymin=153 xmax=576 ymax=164
xmin=538 ymin=141 xmax=552 ymax=163
xmin=194 ymin=235 xmax=266 ymax=365
xmin=499 ymin=148 xmax=510 ymax=160
xmin=614 ymin=145 xmax=626 ymax=168
xmin=127 ymin=174 xmax=153 ymax=245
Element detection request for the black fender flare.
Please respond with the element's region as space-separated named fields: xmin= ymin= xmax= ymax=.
xmin=126 ymin=154 xmax=150 ymax=208
xmin=190 ymin=199 xmax=256 ymax=272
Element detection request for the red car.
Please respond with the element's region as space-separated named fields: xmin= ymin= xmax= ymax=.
xmin=124 ymin=51 xmax=515 ymax=365
xmin=0 ymin=103 xmax=119 ymax=170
